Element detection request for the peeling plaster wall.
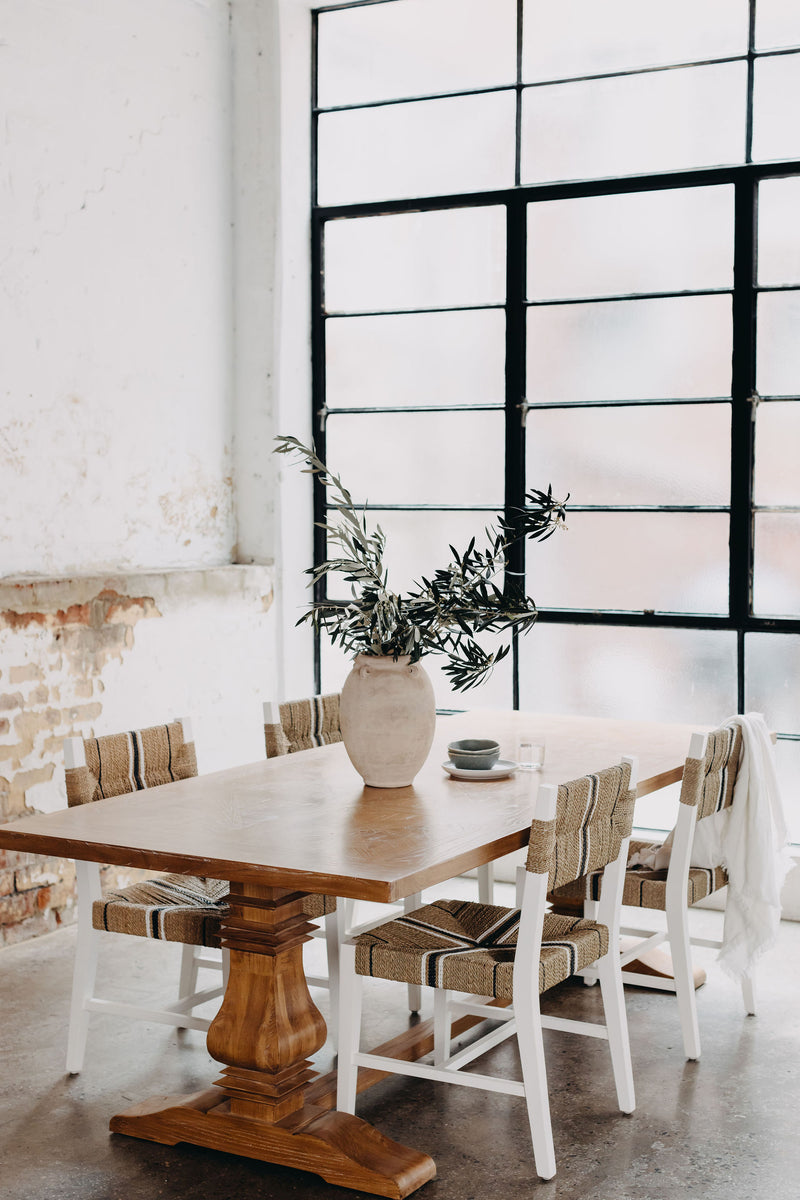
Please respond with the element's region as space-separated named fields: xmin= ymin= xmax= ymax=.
xmin=0 ymin=0 xmax=287 ymax=944
xmin=0 ymin=0 xmax=237 ymax=575
xmin=0 ymin=567 xmax=276 ymax=944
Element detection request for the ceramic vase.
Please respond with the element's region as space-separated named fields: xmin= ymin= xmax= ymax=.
xmin=339 ymin=653 xmax=436 ymax=787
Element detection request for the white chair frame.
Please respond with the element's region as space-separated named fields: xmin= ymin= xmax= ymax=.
xmin=336 ymin=759 xmax=638 ymax=1182
xmin=582 ymin=732 xmax=755 ymax=1061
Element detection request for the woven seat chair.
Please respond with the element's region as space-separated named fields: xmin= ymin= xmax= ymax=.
xmin=550 ymin=726 xmax=752 ymax=1060
xmin=63 ymin=719 xmax=229 ymax=1075
xmin=336 ymin=758 xmax=639 ymax=1182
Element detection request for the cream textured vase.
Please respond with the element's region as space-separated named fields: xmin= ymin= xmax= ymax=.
xmin=339 ymin=654 xmax=436 ymax=787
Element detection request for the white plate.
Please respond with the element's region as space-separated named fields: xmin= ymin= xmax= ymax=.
xmin=441 ymin=759 xmax=519 ymax=782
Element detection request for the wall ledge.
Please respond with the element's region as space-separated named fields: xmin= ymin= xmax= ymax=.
xmin=0 ymin=564 xmax=274 ymax=613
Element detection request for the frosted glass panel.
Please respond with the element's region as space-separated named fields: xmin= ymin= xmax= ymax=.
xmin=527 ymin=295 xmax=732 ymax=403
xmin=771 ymin=739 xmax=800 ymax=843
xmin=325 ymin=411 xmax=504 ymax=506
xmin=325 ymin=207 xmax=506 ymax=312
xmin=522 ymin=0 xmax=748 ymax=79
xmin=529 ymin=512 xmax=729 ymax=613
xmin=758 ymin=177 xmax=800 ymax=285
xmin=753 ymin=515 xmax=800 ymax=616
xmin=326 ymin=310 xmax=506 ymax=409
xmin=341 ymin=509 xmax=503 ymax=597
xmin=754 ymin=402 xmax=800 ymax=504
xmin=318 ymin=91 xmax=515 ymax=206
xmin=521 ymin=63 xmax=746 ymax=185
xmin=747 ymin=634 xmax=800 ymax=730
xmin=526 ymin=404 xmax=731 ymax=505
xmin=519 ymin=624 xmax=737 ymax=725
xmin=757 ymin=293 xmax=800 ymax=396
xmin=753 ymin=54 xmax=800 ymax=162
xmin=317 ymin=0 xmax=516 ymax=107
xmin=527 ymin=186 xmax=734 ymax=300
xmin=756 ymin=0 xmax=800 ymax=50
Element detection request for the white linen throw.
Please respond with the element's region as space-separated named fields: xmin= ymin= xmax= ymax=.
xmin=628 ymin=713 xmax=793 ymax=980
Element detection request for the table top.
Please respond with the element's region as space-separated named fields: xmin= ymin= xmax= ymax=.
xmin=0 ymin=710 xmax=698 ymax=904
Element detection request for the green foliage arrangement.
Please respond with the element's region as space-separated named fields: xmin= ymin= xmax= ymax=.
xmin=275 ymin=435 xmax=568 ymax=692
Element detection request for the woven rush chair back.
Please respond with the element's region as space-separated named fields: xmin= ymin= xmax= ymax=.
xmin=678 ymin=722 xmax=742 ymax=822
xmin=526 ymin=761 xmax=636 ymax=891
xmin=263 ymin=694 xmax=342 ymax=757
xmin=65 ymin=721 xmax=198 ymax=807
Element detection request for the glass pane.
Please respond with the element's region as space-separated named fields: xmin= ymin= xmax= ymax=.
xmin=528 ymin=513 xmax=729 ymax=613
xmin=758 ymin=176 xmax=800 ymax=286
xmin=519 ymin=623 xmax=737 ymax=724
xmin=746 ymin=633 xmax=800 ymax=730
xmin=317 ymin=0 xmax=516 ymax=107
xmin=754 ymin=401 xmax=800 ymax=504
xmin=317 ymin=91 xmax=516 ymax=207
xmin=521 ymin=63 xmax=747 ymax=185
xmin=527 ymin=295 xmax=732 ymax=403
xmin=324 ymin=207 xmax=506 ymax=313
xmin=527 ymin=186 xmax=734 ymax=300
xmin=753 ymin=514 xmax=800 ymax=616
xmin=753 ymin=53 xmax=800 ymax=161
xmin=526 ymin=404 xmax=731 ymax=505
xmin=325 ymin=411 xmax=504 ymax=506
xmin=756 ymin=0 xmax=800 ymax=50
xmin=757 ymin=292 xmax=800 ymax=396
xmin=326 ymin=310 xmax=506 ymax=410
xmin=772 ymin=739 xmax=800 ymax=844
xmin=522 ymin=0 xmax=748 ymax=80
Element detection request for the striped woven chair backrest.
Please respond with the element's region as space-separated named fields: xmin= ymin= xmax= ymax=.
xmin=263 ymin=694 xmax=342 ymax=757
xmin=64 ymin=720 xmax=198 ymax=807
xmin=678 ymin=722 xmax=743 ymax=821
xmin=525 ymin=761 xmax=636 ymax=891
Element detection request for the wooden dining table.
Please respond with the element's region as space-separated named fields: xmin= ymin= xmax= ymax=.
xmin=0 ymin=709 xmax=697 ymax=1198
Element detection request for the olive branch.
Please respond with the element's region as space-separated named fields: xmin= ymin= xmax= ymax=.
xmin=275 ymin=435 xmax=568 ymax=692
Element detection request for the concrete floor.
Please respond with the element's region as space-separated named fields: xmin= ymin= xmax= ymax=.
xmin=1 ymin=887 xmax=799 ymax=1200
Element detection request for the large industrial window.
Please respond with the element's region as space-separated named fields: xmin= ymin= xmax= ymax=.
xmin=310 ymin=0 xmax=800 ymax=836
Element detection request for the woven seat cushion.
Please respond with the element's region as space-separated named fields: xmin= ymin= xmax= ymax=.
xmin=94 ymin=873 xmax=335 ymax=943
xmin=353 ymin=899 xmax=609 ymax=999
xmin=93 ymin=874 xmax=230 ymax=946
xmin=549 ymin=838 xmax=729 ymax=912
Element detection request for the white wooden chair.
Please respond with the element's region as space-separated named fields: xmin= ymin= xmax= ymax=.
xmin=336 ymin=758 xmax=638 ymax=1181
xmin=63 ymin=719 xmax=232 ymax=1073
xmin=553 ymin=726 xmax=754 ymax=1060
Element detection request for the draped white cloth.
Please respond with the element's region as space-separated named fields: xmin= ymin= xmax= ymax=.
xmin=628 ymin=714 xmax=793 ymax=980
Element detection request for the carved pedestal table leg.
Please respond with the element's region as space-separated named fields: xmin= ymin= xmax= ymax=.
xmin=109 ymin=882 xmax=436 ymax=1199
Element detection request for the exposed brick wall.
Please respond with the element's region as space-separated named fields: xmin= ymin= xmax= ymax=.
xmin=0 ymin=565 xmax=275 ymax=946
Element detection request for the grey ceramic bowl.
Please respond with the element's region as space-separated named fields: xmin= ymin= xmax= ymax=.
xmin=447 ymin=738 xmax=501 ymax=770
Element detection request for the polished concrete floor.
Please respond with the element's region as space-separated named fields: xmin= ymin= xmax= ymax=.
xmin=1 ymin=887 xmax=798 ymax=1200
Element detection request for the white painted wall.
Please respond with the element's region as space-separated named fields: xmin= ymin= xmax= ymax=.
xmin=1 ymin=0 xmax=236 ymax=576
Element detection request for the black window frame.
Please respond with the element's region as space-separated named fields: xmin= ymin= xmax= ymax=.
xmin=309 ymin=0 xmax=800 ymax=765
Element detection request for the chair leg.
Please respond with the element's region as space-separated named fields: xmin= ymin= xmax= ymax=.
xmin=403 ymin=892 xmax=422 ymax=1014
xmin=741 ymin=972 xmax=756 ymax=1016
xmin=176 ymin=944 xmax=199 ymax=1029
xmin=516 ymin=996 xmax=557 ymax=1181
xmin=336 ymin=941 xmax=363 ymax=1115
xmin=324 ymin=907 xmax=346 ymax=1050
xmin=433 ymin=988 xmax=452 ymax=1066
xmin=66 ymin=905 xmax=100 ymax=1075
xmin=477 ymin=862 xmax=493 ymax=904
xmin=596 ymin=950 xmax=635 ymax=1114
xmin=666 ymin=897 xmax=701 ymax=1060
